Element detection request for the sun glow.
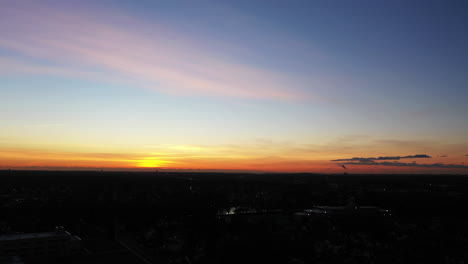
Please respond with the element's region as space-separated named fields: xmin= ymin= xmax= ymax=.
xmin=136 ymin=157 xmax=174 ymax=168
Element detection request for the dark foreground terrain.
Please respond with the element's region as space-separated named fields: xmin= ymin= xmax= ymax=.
xmin=1 ymin=170 xmax=468 ymax=263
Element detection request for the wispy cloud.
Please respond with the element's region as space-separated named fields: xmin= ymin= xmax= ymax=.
xmin=331 ymin=153 xmax=468 ymax=170
xmin=2 ymin=123 xmax=67 ymax=128
xmin=31 ymin=124 xmax=66 ymax=127
xmin=0 ymin=2 xmax=312 ymax=101
xmin=337 ymin=161 xmax=468 ymax=169
xmin=331 ymin=154 xmax=431 ymax=162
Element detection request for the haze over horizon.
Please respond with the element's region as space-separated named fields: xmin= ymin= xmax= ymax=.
xmin=1 ymin=0 xmax=467 ymax=174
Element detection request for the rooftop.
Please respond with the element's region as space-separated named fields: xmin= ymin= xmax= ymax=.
xmin=0 ymin=227 xmax=72 ymax=242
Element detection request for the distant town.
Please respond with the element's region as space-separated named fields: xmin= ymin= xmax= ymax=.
xmin=1 ymin=170 xmax=467 ymax=263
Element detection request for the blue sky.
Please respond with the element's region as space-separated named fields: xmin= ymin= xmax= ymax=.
xmin=1 ymin=0 xmax=467 ymax=172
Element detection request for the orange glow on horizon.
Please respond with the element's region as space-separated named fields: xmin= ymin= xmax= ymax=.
xmin=1 ymin=145 xmax=467 ymax=174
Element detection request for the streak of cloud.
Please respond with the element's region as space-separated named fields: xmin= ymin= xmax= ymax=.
xmin=0 ymin=2 xmax=312 ymax=101
xmin=338 ymin=161 xmax=468 ymax=169
xmin=331 ymin=154 xmax=431 ymax=162
xmin=1 ymin=123 xmax=67 ymax=128
xmin=31 ymin=124 xmax=66 ymax=127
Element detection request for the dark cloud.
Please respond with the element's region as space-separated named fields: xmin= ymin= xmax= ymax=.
xmin=336 ymin=161 xmax=468 ymax=169
xmin=402 ymin=154 xmax=431 ymax=159
xmin=330 ymin=154 xmax=468 ymax=169
xmin=331 ymin=157 xmax=376 ymax=163
xmin=331 ymin=154 xmax=431 ymax=162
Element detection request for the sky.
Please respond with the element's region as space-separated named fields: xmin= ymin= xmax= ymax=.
xmin=1 ymin=0 xmax=467 ymax=173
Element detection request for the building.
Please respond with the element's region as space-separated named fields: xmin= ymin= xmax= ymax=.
xmin=0 ymin=226 xmax=81 ymax=261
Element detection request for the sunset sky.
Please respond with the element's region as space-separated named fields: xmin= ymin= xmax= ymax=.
xmin=1 ymin=0 xmax=467 ymax=173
